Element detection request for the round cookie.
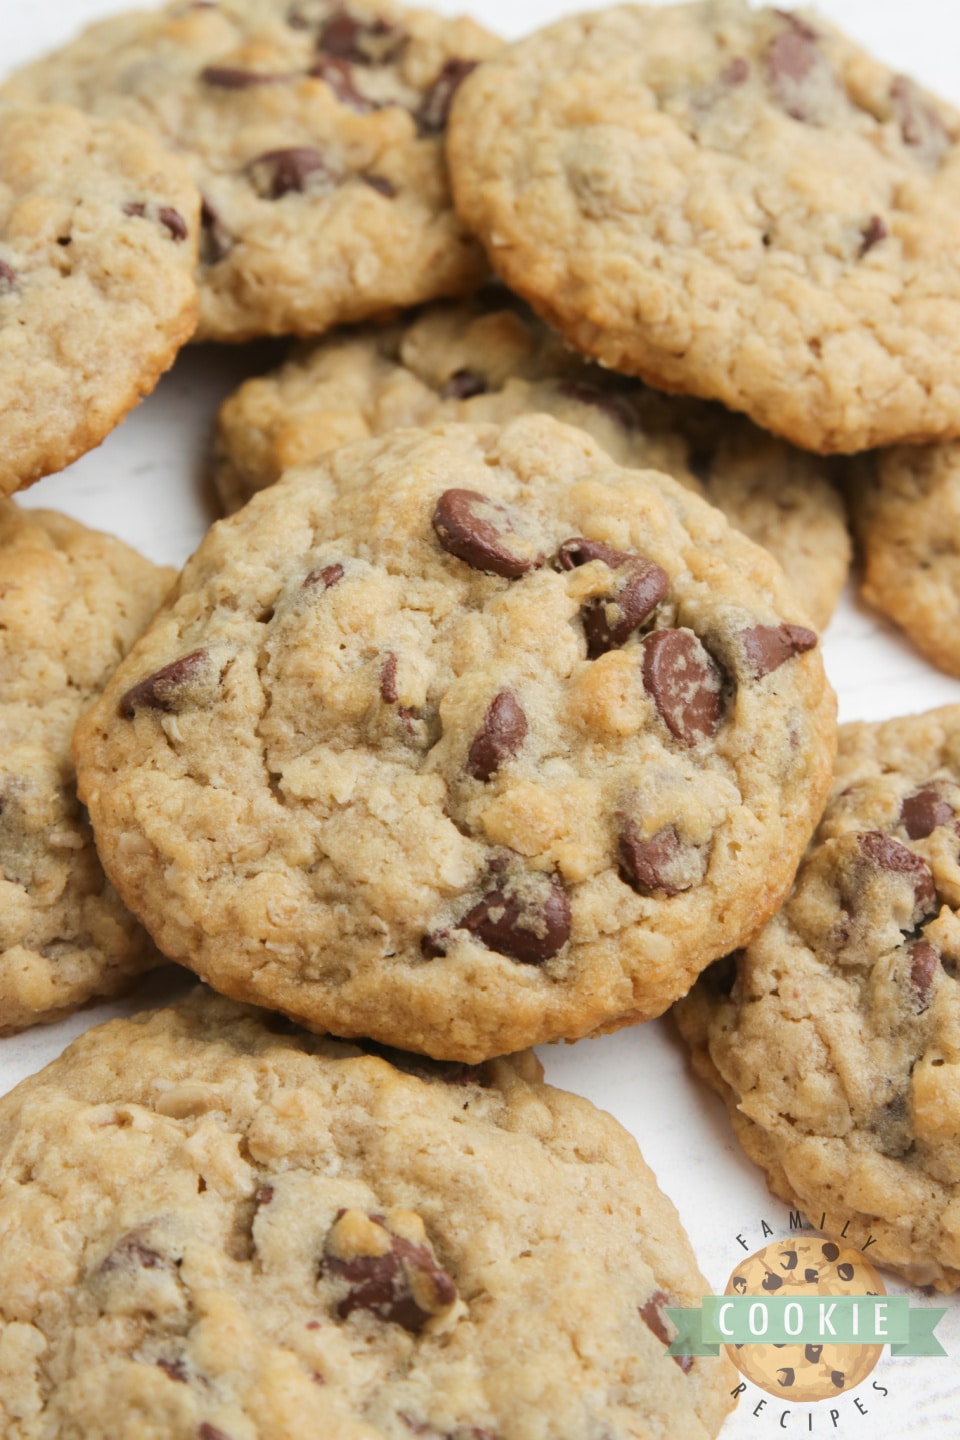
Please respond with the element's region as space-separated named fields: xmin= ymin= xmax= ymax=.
xmin=846 ymin=442 xmax=960 ymax=676
xmin=448 ymin=2 xmax=960 ymax=454
xmin=676 ymin=704 xmax=960 ymax=1292
xmin=3 ymin=0 xmax=498 ymax=343
xmin=0 ymin=502 xmax=174 ymax=1032
xmin=0 ymin=102 xmax=199 ymax=495
xmin=214 ymin=298 xmax=850 ymax=629
xmin=74 ymin=415 xmax=836 ymax=1060
xmin=0 ymin=987 xmax=737 ymax=1438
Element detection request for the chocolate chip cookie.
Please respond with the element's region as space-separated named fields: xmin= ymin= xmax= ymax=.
xmin=214 ymin=298 xmax=850 ymax=629
xmin=3 ymin=0 xmax=497 ymax=342
xmin=0 ymin=101 xmax=199 ymax=495
xmin=74 ymin=416 xmax=836 ymax=1060
xmin=448 ymin=2 xmax=960 ymax=454
xmin=846 ymin=442 xmax=960 ymax=676
xmin=0 ymin=503 xmax=174 ymax=1033
xmin=0 ymin=986 xmax=736 ymax=1437
xmin=677 ymin=704 xmax=960 ymax=1292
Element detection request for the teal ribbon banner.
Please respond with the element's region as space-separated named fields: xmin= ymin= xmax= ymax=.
xmin=666 ymin=1296 xmax=948 ymax=1359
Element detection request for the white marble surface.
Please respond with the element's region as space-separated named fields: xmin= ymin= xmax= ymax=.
xmin=4 ymin=2 xmax=960 ymax=1435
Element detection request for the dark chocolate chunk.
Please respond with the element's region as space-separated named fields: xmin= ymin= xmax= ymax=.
xmin=441 ymin=368 xmax=487 ymax=400
xmin=322 ymin=1210 xmax=457 ymax=1332
xmin=416 ymin=58 xmax=478 ymax=133
xmin=900 ymin=782 xmax=955 ymax=840
xmin=201 ymin=65 xmax=294 ymax=87
xmin=467 ymin=691 xmax=527 ymax=781
xmin=200 ymin=195 xmax=232 ymax=263
xmin=460 ymin=875 xmax=570 ymax=964
xmin=859 ymin=214 xmax=888 ymax=256
xmin=248 ymin=147 xmax=336 ymax=199
xmin=432 ymin=489 xmax=544 ymax=578
xmin=639 ymin=1289 xmax=693 ymax=1373
xmin=123 ymin=201 xmax=188 ymax=241
xmin=304 ymin=561 xmax=345 ymax=590
xmin=310 ymin=55 xmax=379 ymax=111
xmin=100 ymin=1232 xmax=168 ymax=1273
xmin=0 ymin=259 xmax=17 ymax=295
xmin=859 ymin=831 xmax=936 ymax=911
xmin=558 ymin=537 xmax=668 ymax=656
xmin=319 ymin=9 xmax=405 ymax=63
xmin=767 ymin=23 xmax=822 ymax=121
xmin=740 ymin=623 xmax=818 ymax=679
xmin=909 ymin=940 xmax=940 ymax=1012
xmin=380 ymin=652 xmax=399 ymax=704
xmin=619 ymin=823 xmax=695 ymax=897
xmin=119 ymin=650 xmax=212 ymax=719
xmin=641 ymin=629 xmax=724 ymax=745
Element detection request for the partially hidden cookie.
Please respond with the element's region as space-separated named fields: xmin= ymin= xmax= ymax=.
xmin=448 ymin=2 xmax=960 ymax=454
xmin=0 ymin=102 xmax=199 ymax=495
xmin=0 ymin=503 xmax=174 ymax=1032
xmin=0 ymin=987 xmax=736 ymax=1438
xmin=74 ymin=416 xmax=836 ymax=1061
xmin=676 ymin=704 xmax=960 ymax=1291
xmin=3 ymin=0 xmax=498 ymax=342
xmin=215 ymin=298 xmax=850 ymax=629
xmin=846 ymin=442 xmax=960 ymax=676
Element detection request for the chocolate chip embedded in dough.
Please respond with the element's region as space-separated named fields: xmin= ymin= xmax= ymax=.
xmin=859 ymin=215 xmax=888 ymax=257
xmin=441 ymin=368 xmax=487 ymax=400
xmin=900 ymin=782 xmax=955 ymax=840
xmin=199 ymin=1426 xmax=232 ymax=1440
xmin=432 ymin=489 xmax=544 ymax=578
xmin=0 ymin=260 xmax=17 ymax=295
xmin=318 ymin=10 xmax=406 ymax=64
xmin=416 ymin=58 xmax=478 ymax=133
xmin=641 ymin=629 xmax=724 ymax=745
xmin=248 ymin=147 xmax=337 ymax=200
xmin=467 ymin=690 xmax=527 ymax=781
xmin=618 ymin=822 xmax=701 ymax=897
xmin=639 ymin=1289 xmax=693 ymax=1373
xmin=201 ymin=65 xmax=295 ymax=87
xmin=460 ymin=875 xmax=570 ymax=964
xmin=123 ymin=202 xmax=189 ymax=241
xmin=303 ymin=562 xmax=344 ymax=590
xmin=119 ymin=650 xmax=215 ymax=719
xmin=380 ymin=652 xmax=399 ymax=704
xmin=311 ymin=55 xmax=379 ymax=111
xmin=558 ymin=538 xmax=668 ymax=657
xmin=362 ymin=174 xmax=395 ymax=197
xmin=740 ymin=623 xmax=818 ymax=679
xmin=322 ymin=1209 xmax=458 ymax=1332
xmin=858 ymin=830 xmax=936 ymax=912
xmin=156 ymin=1357 xmax=188 ymax=1383
xmin=908 ymin=940 xmax=940 ymax=1012
xmin=200 ymin=195 xmax=232 ymax=263
xmin=890 ymin=75 xmax=951 ymax=163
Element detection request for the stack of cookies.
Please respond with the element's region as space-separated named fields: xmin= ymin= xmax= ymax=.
xmin=1 ymin=1 xmax=959 ymax=1434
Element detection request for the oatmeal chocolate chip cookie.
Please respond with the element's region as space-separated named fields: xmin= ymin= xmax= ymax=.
xmin=846 ymin=442 xmax=960 ymax=677
xmin=74 ymin=415 xmax=835 ymax=1060
xmin=0 ymin=987 xmax=737 ymax=1438
xmin=448 ymin=2 xmax=960 ymax=455
xmin=0 ymin=102 xmax=199 ymax=495
xmin=3 ymin=0 xmax=497 ymax=343
xmin=0 ymin=503 xmax=173 ymax=1033
xmin=214 ymin=298 xmax=850 ymax=629
xmin=676 ymin=704 xmax=960 ymax=1292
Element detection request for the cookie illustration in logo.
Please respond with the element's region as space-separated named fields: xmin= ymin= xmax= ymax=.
xmin=724 ymin=1239 xmax=885 ymax=1401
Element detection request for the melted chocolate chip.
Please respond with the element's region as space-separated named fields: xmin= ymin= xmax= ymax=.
xmin=380 ymin=652 xmax=399 ymax=704
xmin=123 ymin=201 xmax=189 ymax=241
xmin=909 ymin=940 xmax=940 ymax=1012
xmin=460 ymin=875 xmax=570 ymax=964
xmin=319 ymin=9 xmax=405 ymax=63
xmin=200 ymin=195 xmax=232 ymax=263
xmin=639 ymin=1290 xmax=693 ymax=1373
xmin=859 ymin=831 xmax=936 ymax=912
xmin=416 ymin=58 xmax=478 ymax=133
xmin=555 ymin=379 xmax=636 ymax=430
xmin=201 ymin=66 xmax=293 ymax=87
xmin=199 ymin=1427 xmax=232 ymax=1440
xmin=101 ymin=1233 xmax=168 ymax=1272
xmin=740 ymin=623 xmax=818 ymax=679
xmin=0 ymin=259 xmax=16 ymax=295
xmin=558 ymin=538 xmax=669 ymax=657
xmin=767 ymin=25 xmax=821 ymax=121
xmin=467 ymin=690 xmax=527 ymax=781
xmin=362 ymin=174 xmax=395 ymax=197
xmin=890 ymin=76 xmax=950 ymax=162
xmin=442 ymin=368 xmax=487 ymax=400
xmin=248 ymin=147 xmax=336 ymax=199
xmin=323 ymin=1211 xmax=457 ymax=1332
xmin=311 ymin=55 xmax=379 ymax=110
xmin=900 ymin=782 xmax=955 ymax=840
xmin=157 ymin=1357 xmax=188 ymax=1383
xmin=119 ymin=650 xmax=212 ymax=719
xmin=303 ymin=562 xmax=344 ymax=591
xmin=432 ymin=489 xmax=544 ymax=578
xmin=641 ymin=630 xmax=724 ymax=745
xmin=859 ymin=214 xmax=888 ymax=257
xmin=619 ymin=823 xmax=696 ymax=897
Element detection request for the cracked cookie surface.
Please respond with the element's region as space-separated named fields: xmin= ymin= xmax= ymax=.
xmin=214 ymin=297 xmax=850 ymax=629
xmin=0 ymin=987 xmax=736 ymax=1438
xmin=3 ymin=0 xmax=497 ymax=342
xmin=74 ymin=416 xmax=835 ymax=1060
xmin=677 ymin=705 xmax=960 ymax=1292
xmin=0 ymin=503 xmax=173 ymax=1033
xmin=0 ymin=101 xmax=199 ymax=494
xmin=448 ymin=1 xmax=960 ymax=453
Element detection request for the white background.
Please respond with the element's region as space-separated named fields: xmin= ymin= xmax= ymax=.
xmin=4 ymin=2 xmax=960 ymax=1435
